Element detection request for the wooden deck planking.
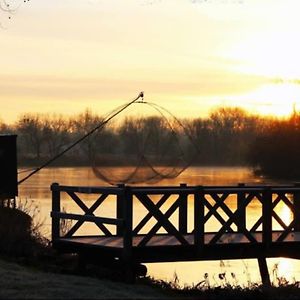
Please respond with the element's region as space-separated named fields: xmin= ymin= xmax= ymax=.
xmin=57 ymin=231 xmax=300 ymax=249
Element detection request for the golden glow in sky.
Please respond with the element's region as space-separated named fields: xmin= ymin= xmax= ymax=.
xmin=1 ymin=0 xmax=300 ymax=122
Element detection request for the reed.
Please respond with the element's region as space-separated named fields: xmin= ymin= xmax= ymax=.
xmin=138 ymin=260 xmax=300 ymax=300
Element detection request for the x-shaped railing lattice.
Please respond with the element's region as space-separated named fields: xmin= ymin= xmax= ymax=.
xmin=133 ymin=193 xmax=190 ymax=247
xmin=64 ymin=191 xmax=112 ymax=237
xmin=271 ymin=192 xmax=299 ymax=242
xmin=203 ymin=191 xmax=261 ymax=244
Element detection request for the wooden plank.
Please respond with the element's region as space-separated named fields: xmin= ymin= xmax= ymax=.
xmin=258 ymin=257 xmax=271 ymax=287
xmin=208 ymin=212 xmax=258 ymax=244
xmin=272 ymin=212 xmax=288 ymax=230
xmin=275 ymin=221 xmax=295 ymax=242
xmin=51 ymin=212 xmax=123 ymax=225
xmin=208 ymin=191 xmax=259 ymax=244
xmin=116 ymin=184 xmax=125 ymax=236
xmin=66 ymin=191 xmax=112 ymax=236
xmin=65 ymin=193 xmax=109 ymax=237
xmin=123 ymin=186 xmax=133 ymax=261
xmin=51 ymin=182 xmax=61 ymax=240
xmin=56 ymin=231 xmax=300 ymax=251
xmin=202 ymin=195 xmax=233 ymax=232
xmin=204 ymin=187 xmax=264 ymax=193
xmin=262 ymin=188 xmax=272 ymax=245
xmin=294 ymin=183 xmax=300 ymax=231
xmin=137 ymin=196 xmax=182 ymax=247
xmin=207 ymin=192 xmax=235 ymax=231
xmin=237 ymin=183 xmax=246 ymax=232
xmin=136 ymin=194 xmax=189 ymax=245
xmin=250 ymin=217 xmax=263 ymax=232
xmin=179 ymin=183 xmax=188 ymax=234
xmin=52 ymin=185 xmax=123 ymax=195
xmin=194 ymin=186 xmax=204 ymax=251
xmin=133 ymin=193 xmax=172 ymax=235
xmin=132 ymin=187 xmax=195 ymax=194
xmin=51 ymin=184 xmax=300 ymax=194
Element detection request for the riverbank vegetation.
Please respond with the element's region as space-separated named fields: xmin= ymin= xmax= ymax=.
xmin=248 ymin=112 xmax=300 ymax=179
xmin=1 ymin=107 xmax=300 ymax=179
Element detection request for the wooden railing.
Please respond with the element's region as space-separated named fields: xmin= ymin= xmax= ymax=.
xmin=51 ymin=184 xmax=125 ymax=238
xmin=51 ymin=182 xmax=300 ymax=251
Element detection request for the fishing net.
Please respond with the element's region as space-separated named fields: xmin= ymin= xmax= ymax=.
xmin=89 ymin=100 xmax=199 ymax=185
xmin=17 ymin=94 xmax=200 ymax=186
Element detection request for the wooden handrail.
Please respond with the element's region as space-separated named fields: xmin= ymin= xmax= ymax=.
xmin=51 ymin=184 xmax=123 ymax=195
xmin=50 ymin=212 xmax=124 ymax=226
xmin=51 ymin=182 xmax=300 ymax=247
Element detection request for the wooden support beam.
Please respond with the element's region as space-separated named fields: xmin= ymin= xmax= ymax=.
xmin=51 ymin=182 xmax=61 ymax=240
xmin=123 ymin=186 xmax=133 ymax=262
xmin=257 ymin=257 xmax=271 ymax=287
xmin=133 ymin=193 xmax=171 ymax=235
xmin=179 ymin=183 xmax=188 ymax=234
xmin=262 ymin=187 xmax=272 ymax=245
xmin=194 ymin=186 xmax=204 ymax=253
xmin=50 ymin=212 xmax=123 ymax=225
xmin=237 ymin=183 xmax=246 ymax=232
xmin=117 ymin=184 xmax=125 ymax=236
xmin=293 ymin=183 xmax=300 ymax=231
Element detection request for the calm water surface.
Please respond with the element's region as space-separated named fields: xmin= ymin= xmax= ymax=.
xmin=18 ymin=166 xmax=300 ymax=286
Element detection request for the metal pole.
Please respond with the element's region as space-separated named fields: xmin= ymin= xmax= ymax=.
xmin=18 ymin=92 xmax=144 ymax=185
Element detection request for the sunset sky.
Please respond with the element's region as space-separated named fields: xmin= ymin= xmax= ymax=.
xmin=1 ymin=0 xmax=300 ymax=123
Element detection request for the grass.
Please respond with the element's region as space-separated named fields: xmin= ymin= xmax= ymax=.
xmin=2 ymin=255 xmax=300 ymax=300
xmin=140 ymin=274 xmax=300 ymax=300
xmin=0 ymin=258 xmax=170 ymax=299
xmin=0 ymin=204 xmax=172 ymax=299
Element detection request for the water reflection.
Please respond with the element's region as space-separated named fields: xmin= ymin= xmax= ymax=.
xmin=17 ymin=166 xmax=300 ymax=286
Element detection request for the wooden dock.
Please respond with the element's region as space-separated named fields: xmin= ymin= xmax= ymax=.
xmin=50 ymin=183 xmax=300 ymax=284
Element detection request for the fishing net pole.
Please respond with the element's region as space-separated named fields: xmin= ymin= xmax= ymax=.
xmin=18 ymin=92 xmax=144 ymax=185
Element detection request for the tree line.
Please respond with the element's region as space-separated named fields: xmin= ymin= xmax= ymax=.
xmin=1 ymin=107 xmax=299 ymax=179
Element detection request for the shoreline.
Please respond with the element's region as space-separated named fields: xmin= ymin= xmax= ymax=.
xmin=2 ymin=255 xmax=300 ymax=300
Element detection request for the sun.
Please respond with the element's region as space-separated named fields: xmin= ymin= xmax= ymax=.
xmin=220 ymin=82 xmax=300 ymax=118
xmin=242 ymin=83 xmax=300 ymax=118
xmin=223 ymin=30 xmax=300 ymax=118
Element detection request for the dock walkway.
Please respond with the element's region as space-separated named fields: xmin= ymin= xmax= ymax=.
xmin=51 ymin=183 xmax=300 ymax=284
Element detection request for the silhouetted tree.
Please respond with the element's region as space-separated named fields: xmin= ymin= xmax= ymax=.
xmin=249 ymin=114 xmax=300 ymax=178
xmin=17 ymin=114 xmax=45 ymax=160
xmin=42 ymin=114 xmax=70 ymax=158
xmin=208 ymin=107 xmax=258 ymax=165
xmin=1 ymin=107 xmax=285 ymax=171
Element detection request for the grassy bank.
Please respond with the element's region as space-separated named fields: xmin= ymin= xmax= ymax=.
xmin=2 ymin=257 xmax=300 ymax=300
xmin=0 ymin=205 xmax=172 ymax=299
xmin=0 ymin=258 xmax=171 ymax=299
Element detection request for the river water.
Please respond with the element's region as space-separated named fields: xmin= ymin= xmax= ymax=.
xmin=17 ymin=166 xmax=300 ymax=286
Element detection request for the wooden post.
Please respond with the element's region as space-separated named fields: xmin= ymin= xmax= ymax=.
xmin=258 ymin=257 xmax=271 ymax=287
xmin=194 ymin=186 xmax=204 ymax=254
xmin=51 ymin=182 xmax=61 ymax=241
xmin=258 ymin=186 xmax=272 ymax=287
xmin=122 ymin=186 xmax=134 ymax=282
xmin=117 ymin=184 xmax=125 ymax=236
xmin=293 ymin=183 xmax=300 ymax=231
xmin=237 ymin=183 xmax=246 ymax=232
xmin=262 ymin=187 xmax=272 ymax=246
xmin=179 ymin=183 xmax=188 ymax=234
